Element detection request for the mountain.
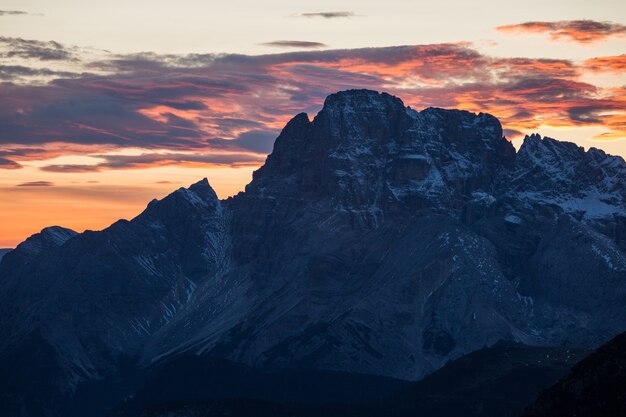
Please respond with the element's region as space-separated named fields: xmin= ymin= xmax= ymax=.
xmin=108 ymin=356 xmax=409 ymax=417
xmin=522 ymin=331 xmax=626 ymax=417
xmin=0 ymin=248 xmax=11 ymax=262
xmin=117 ymin=343 xmax=588 ymax=417
xmin=373 ymin=343 xmax=588 ymax=417
xmin=0 ymin=89 xmax=625 ymax=416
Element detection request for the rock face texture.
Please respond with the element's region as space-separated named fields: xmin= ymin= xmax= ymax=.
xmin=0 ymin=89 xmax=625 ymax=415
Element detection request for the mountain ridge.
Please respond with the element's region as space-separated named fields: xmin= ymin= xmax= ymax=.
xmin=1 ymin=89 xmax=625 ymax=416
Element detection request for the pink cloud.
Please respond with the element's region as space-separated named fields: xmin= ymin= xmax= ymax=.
xmin=497 ymin=20 xmax=626 ymax=44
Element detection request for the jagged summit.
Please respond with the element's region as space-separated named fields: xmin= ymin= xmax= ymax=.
xmin=1 ymin=89 xmax=625 ymax=416
xmin=187 ymin=177 xmax=215 ymax=194
xmin=36 ymin=226 xmax=77 ymax=245
xmin=141 ymin=178 xmax=220 ymax=218
xmin=12 ymin=225 xmax=77 ymax=257
xmin=172 ymin=177 xmax=219 ymax=207
xmin=510 ymin=132 xmax=626 ymax=221
xmin=321 ymin=89 xmax=407 ymax=117
xmin=246 ymin=89 xmax=515 ymax=219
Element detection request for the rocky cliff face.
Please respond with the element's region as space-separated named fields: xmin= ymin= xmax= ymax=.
xmin=0 ymin=89 xmax=625 ymax=415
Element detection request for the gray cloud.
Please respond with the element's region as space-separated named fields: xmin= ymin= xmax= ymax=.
xmin=17 ymin=181 xmax=54 ymax=187
xmin=260 ymin=41 xmax=328 ymax=49
xmin=40 ymin=152 xmax=266 ymax=172
xmin=0 ymin=65 xmax=79 ymax=81
xmin=0 ymin=37 xmax=74 ymax=61
xmin=0 ymin=10 xmax=28 ymax=16
xmin=300 ymin=11 xmax=355 ymax=19
xmin=208 ymin=130 xmax=278 ymax=154
xmin=0 ymin=157 xmax=22 ymax=169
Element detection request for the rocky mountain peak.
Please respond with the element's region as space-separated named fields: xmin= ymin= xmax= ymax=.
xmin=316 ymin=89 xmax=412 ymax=143
xmin=144 ymin=178 xmax=220 ymax=218
xmin=321 ymin=89 xmax=406 ymax=116
xmin=509 ymin=133 xmax=626 ymax=215
xmin=1 ymin=89 xmax=625 ymax=416
xmin=248 ymin=90 xmax=515 ymax=215
xmin=13 ymin=226 xmax=77 ymax=257
xmin=188 ymin=177 xmax=216 ymax=195
xmin=518 ymin=133 xmax=583 ymax=161
xmin=179 ymin=177 xmax=219 ymax=206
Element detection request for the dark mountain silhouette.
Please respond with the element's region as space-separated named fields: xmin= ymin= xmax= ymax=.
xmin=522 ymin=331 xmax=626 ymax=417
xmin=1 ymin=89 xmax=625 ymax=416
xmin=109 ymin=343 xmax=588 ymax=417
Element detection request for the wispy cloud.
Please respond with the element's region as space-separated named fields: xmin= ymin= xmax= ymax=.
xmin=260 ymin=40 xmax=327 ymax=49
xmin=0 ymin=10 xmax=29 ymax=16
xmin=17 ymin=181 xmax=54 ymax=187
xmin=300 ymin=11 xmax=355 ymax=19
xmin=0 ymin=157 xmax=22 ymax=169
xmin=497 ymin=20 xmax=626 ymax=44
xmin=0 ymin=64 xmax=78 ymax=81
xmin=0 ymin=37 xmax=74 ymax=61
xmin=584 ymin=54 xmax=626 ymax=73
xmin=40 ymin=152 xmax=265 ymax=172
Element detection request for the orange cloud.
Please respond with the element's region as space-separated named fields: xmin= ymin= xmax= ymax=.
xmin=584 ymin=55 xmax=626 ymax=73
xmin=497 ymin=20 xmax=626 ymax=44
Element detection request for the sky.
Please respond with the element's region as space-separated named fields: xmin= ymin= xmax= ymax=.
xmin=0 ymin=0 xmax=625 ymax=247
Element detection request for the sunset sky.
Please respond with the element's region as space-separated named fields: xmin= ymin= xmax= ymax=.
xmin=0 ymin=0 xmax=625 ymax=247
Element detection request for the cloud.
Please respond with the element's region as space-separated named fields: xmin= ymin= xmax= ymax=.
xmin=17 ymin=181 xmax=54 ymax=187
xmin=0 ymin=10 xmax=30 ymax=16
xmin=40 ymin=152 xmax=266 ymax=172
xmin=208 ymin=130 xmax=278 ymax=154
xmin=0 ymin=43 xmax=493 ymax=149
xmin=260 ymin=41 xmax=328 ymax=49
xmin=0 ymin=37 xmax=74 ymax=60
xmin=497 ymin=20 xmax=626 ymax=44
xmin=300 ymin=11 xmax=355 ymax=19
xmin=491 ymin=57 xmax=579 ymax=79
xmin=0 ymin=64 xmax=79 ymax=81
xmin=584 ymin=54 xmax=626 ymax=73
xmin=0 ymin=157 xmax=22 ymax=169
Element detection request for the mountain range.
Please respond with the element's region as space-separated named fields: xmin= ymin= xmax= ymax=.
xmin=1 ymin=89 xmax=625 ymax=416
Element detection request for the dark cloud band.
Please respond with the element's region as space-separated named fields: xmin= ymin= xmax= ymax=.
xmin=17 ymin=181 xmax=54 ymax=187
xmin=40 ymin=152 xmax=266 ymax=172
xmin=300 ymin=11 xmax=355 ymax=19
xmin=260 ymin=41 xmax=327 ymax=49
xmin=0 ymin=10 xmax=29 ymax=16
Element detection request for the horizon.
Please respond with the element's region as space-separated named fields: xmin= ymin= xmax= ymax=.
xmin=1 ymin=0 xmax=625 ymax=246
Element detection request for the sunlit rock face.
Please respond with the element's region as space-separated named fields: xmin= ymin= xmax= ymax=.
xmin=0 ymin=89 xmax=625 ymax=414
